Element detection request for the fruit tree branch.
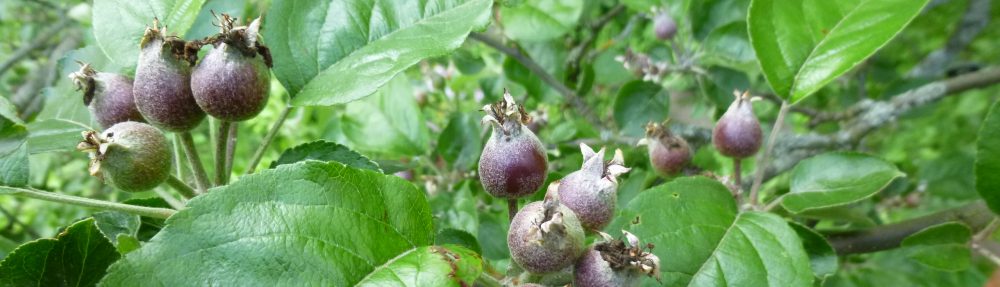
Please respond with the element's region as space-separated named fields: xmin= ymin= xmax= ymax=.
xmin=0 ymin=16 xmax=72 ymax=78
xmin=826 ymin=201 xmax=993 ymax=255
xmin=908 ymin=0 xmax=990 ymax=79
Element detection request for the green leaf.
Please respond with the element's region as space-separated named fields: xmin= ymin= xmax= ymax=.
xmin=93 ymin=211 xmax=141 ymax=246
xmin=621 ymin=177 xmax=813 ymax=286
xmin=748 ymin=0 xmax=929 ymax=102
xmin=435 ymin=229 xmax=482 ymax=255
xmin=789 ymin=222 xmax=838 ymax=280
xmin=901 ymin=222 xmax=971 ymax=272
xmin=0 ymin=97 xmax=28 ymax=187
xmin=703 ymin=21 xmax=756 ymax=65
xmin=436 ymin=112 xmax=483 ymax=171
xmin=92 ymin=0 xmax=207 ymax=68
xmin=613 ymin=80 xmax=670 ymax=138
xmin=356 ymin=245 xmax=482 ymax=286
xmin=337 ymin=74 xmax=430 ymax=157
xmin=101 ymin=161 xmax=449 ymax=285
xmin=976 ymin=101 xmax=1000 ymax=214
xmin=0 ymin=218 xmax=120 ymax=287
xmin=782 ymin=152 xmax=904 ymax=213
xmin=26 ymin=119 xmax=91 ymax=154
xmin=500 ymin=0 xmax=583 ymax=42
xmin=269 ymin=140 xmax=382 ymax=172
xmin=267 ymin=0 xmax=492 ymax=105
xmin=691 ymin=0 xmax=751 ymax=39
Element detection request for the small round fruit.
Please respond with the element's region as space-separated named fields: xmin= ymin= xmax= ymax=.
xmin=638 ymin=121 xmax=690 ymax=176
xmin=508 ymin=198 xmax=586 ymax=274
xmin=654 ymin=11 xmax=677 ymax=40
xmin=69 ymin=63 xmax=145 ymax=129
xmin=713 ymin=90 xmax=762 ymax=159
xmin=133 ymin=19 xmax=206 ymax=132
xmin=479 ymin=91 xmax=548 ymax=199
xmin=555 ymin=144 xmax=629 ymax=231
xmin=78 ymin=122 xmax=171 ymax=192
xmin=191 ymin=15 xmax=271 ymax=121
xmin=574 ymin=231 xmax=661 ymax=287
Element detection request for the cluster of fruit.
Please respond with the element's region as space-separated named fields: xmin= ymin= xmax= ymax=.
xmin=70 ymin=14 xmax=271 ymax=192
xmin=477 ymin=88 xmax=761 ymax=286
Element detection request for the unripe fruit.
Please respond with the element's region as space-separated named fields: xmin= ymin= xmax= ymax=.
xmin=133 ymin=19 xmax=205 ymax=132
xmin=508 ymin=198 xmax=586 ymax=274
xmin=554 ymin=144 xmax=629 ymax=231
xmin=638 ymin=121 xmax=690 ymax=176
xmin=574 ymin=231 xmax=661 ymax=287
xmin=654 ymin=11 xmax=677 ymax=40
xmin=479 ymin=91 xmax=548 ymax=199
xmin=713 ymin=90 xmax=762 ymax=159
xmin=69 ymin=63 xmax=145 ymax=129
xmin=191 ymin=14 xmax=272 ymax=121
xmin=77 ymin=122 xmax=171 ymax=192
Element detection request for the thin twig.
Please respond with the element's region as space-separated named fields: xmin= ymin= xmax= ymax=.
xmin=0 ymin=205 xmax=40 ymax=238
xmin=225 ymin=122 xmax=238 ymax=183
xmin=179 ymin=132 xmax=210 ymax=194
xmin=972 ymin=241 xmax=1000 ymax=266
xmin=908 ymin=0 xmax=990 ymax=79
xmin=749 ymin=101 xmax=789 ymax=209
xmin=477 ymin=272 xmax=504 ymax=287
xmin=214 ymin=120 xmax=232 ymax=186
xmin=246 ymin=106 xmax=293 ymax=174
xmin=152 ymin=189 xmax=185 ymax=210
xmin=0 ymin=186 xmax=176 ymax=219
xmin=0 ymin=17 xmax=72 ymax=77
xmin=732 ymin=159 xmax=742 ymax=206
xmin=508 ymin=199 xmax=518 ymax=222
xmin=165 ymin=175 xmax=197 ymax=199
xmin=974 ymin=217 xmax=1000 ymax=242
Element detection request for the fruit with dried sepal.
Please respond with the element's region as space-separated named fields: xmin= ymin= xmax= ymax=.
xmin=574 ymin=231 xmax=661 ymax=287
xmin=554 ymin=144 xmax=630 ymax=231
xmin=133 ymin=19 xmax=205 ymax=132
xmin=478 ymin=90 xmax=548 ymax=199
xmin=713 ymin=90 xmax=762 ymax=159
xmin=638 ymin=120 xmax=691 ymax=176
xmin=191 ymin=13 xmax=272 ymax=122
xmin=508 ymin=197 xmax=586 ymax=274
xmin=77 ymin=122 xmax=171 ymax=192
xmin=69 ymin=62 xmax=145 ymax=129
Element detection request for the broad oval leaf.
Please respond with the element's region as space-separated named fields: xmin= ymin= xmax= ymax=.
xmin=266 ymin=0 xmax=492 ymax=105
xmin=0 ymin=97 xmax=28 ymax=187
xmin=26 ymin=119 xmax=90 ymax=154
xmin=900 ymin=222 xmax=971 ymax=272
xmin=789 ymin=222 xmax=838 ymax=280
xmin=92 ymin=0 xmax=206 ymax=68
xmin=101 ymin=161 xmax=484 ymax=285
xmin=436 ymin=112 xmax=483 ymax=171
xmin=356 ymin=245 xmax=482 ymax=286
xmin=500 ymin=0 xmax=584 ymax=42
xmin=748 ymin=0 xmax=929 ymax=103
xmin=782 ymin=152 xmax=903 ymax=213
xmin=613 ymin=80 xmax=670 ymax=138
xmin=335 ymin=74 xmax=430 ymax=157
xmin=0 ymin=218 xmax=120 ymax=287
xmin=269 ymin=140 xmax=382 ymax=172
xmin=621 ymin=177 xmax=813 ymax=286
xmin=976 ymin=100 xmax=1000 ymax=214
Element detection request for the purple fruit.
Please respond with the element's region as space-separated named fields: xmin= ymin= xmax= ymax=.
xmin=554 ymin=144 xmax=629 ymax=231
xmin=479 ymin=91 xmax=548 ymax=199
xmin=69 ymin=63 xmax=145 ymax=129
xmin=133 ymin=19 xmax=206 ymax=132
xmin=508 ymin=198 xmax=586 ymax=274
xmin=77 ymin=122 xmax=171 ymax=192
xmin=574 ymin=231 xmax=661 ymax=287
xmin=713 ymin=90 xmax=762 ymax=159
xmin=654 ymin=11 xmax=677 ymax=40
xmin=638 ymin=121 xmax=690 ymax=176
xmin=191 ymin=14 xmax=271 ymax=121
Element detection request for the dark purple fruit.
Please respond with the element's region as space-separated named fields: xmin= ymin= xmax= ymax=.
xmin=479 ymin=91 xmax=548 ymax=199
xmin=638 ymin=121 xmax=690 ymax=176
xmin=713 ymin=90 xmax=762 ymax=159
xmin=77 ymin=121 xmax=171 ymax=192
xmin=654 ymin=11 xmax=677 ymax=40
xmin=554 ymin=144 xmax=629 ymax=231
xmin=191 ymin=14 xmax=271 ymax=121
xmin=574 ymin=231 xmax=661 ymax=287
xmin=69 ymin=63 xmax=145 ymax=129
xmin=508 ymin=198 xmax=586 ymax=274
xmin=133 ymin=19 xmax=205 ymax=132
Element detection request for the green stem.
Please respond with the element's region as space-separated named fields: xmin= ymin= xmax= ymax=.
xmin=749 ymin=101 xmax=789 ymax=209
xmin=152 ymin=189 xmax=185 ymax=210
xmin=246 ymin=106 xmax=293 ymax=175
xmin=733 ymin=159 xmax=742 ymax=207
xmin=215 ymin=120 xmax=232 ymax=186
xmin=165 ymin=175 xmax=197 ymax=199
xmin=1 ymin=186 xmax=175 ymax=219
xmin=476 ymin=272 xmax=503 ymax=287
xmin=179 ymin=132 xmax=210 ymax=194
xmin=224 ymin=122 xmax=238 ymax=183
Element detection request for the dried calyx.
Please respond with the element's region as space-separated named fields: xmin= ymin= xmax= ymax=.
xmin=478 ymin=90 xmax=548 ymax=199
xmin=573 ymin=231 xmax=661 ymax=287
xmin=77 ymin=122 xmax=171 ymax=192
xmin=508 ymin=197 xmax=586 ymax=274
xmin=481 ymin=90 xmax=532 ymax=137
xmin=198 ymin=12 xmax=272 ymax=67
xmin=554 ymin=143 xmax=629 ymax=231
xmin=638 ymin=120 xmax=691 ymax=176
xmin=190 ymin=13 xmax=272 ymax=122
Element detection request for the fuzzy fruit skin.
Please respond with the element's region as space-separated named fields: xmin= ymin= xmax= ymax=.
xmin=134 ymin=38 xmax=205 ymax=132
xmin=648 ymin=137 xmax=690 ymax=176
xmin=191 ymin=44 xmax=270 ymax=121
xmin=479 ymin=124 xmax=548 ymax=198
xmin=100 ymin=122 xmax=172 ymax=192
xmin=574 ymin=248 xmax=643 ymax=287
xmin=557 ymin=170 xmax=615 ymax=231
xmin=654 ymin=12 xmax=677 ymax=40
xmin=713 ymin=97 xmax=762 ymax=159
xmin=508 ymin=201 xmax=586 ymax=274
xmin=89 ymin=73 xmax=145 ymax=129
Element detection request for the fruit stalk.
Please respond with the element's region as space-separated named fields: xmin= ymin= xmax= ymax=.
xmin=179 ymin=132 xmax=210 ymax=193
xmin=0 ymin=186 xmax=176 ymax=219
xmin=166 ymin=174 xmax=197 ymax=199
xmin=246 ymin=106 xmax=293 ymax=174
xmin=508 ymin=199 xmax=518 ymax=222
xmin=225 ymin=122 xmax=238 ymax=182
xmin=749 ymin=101 xmax=789 ymax=209
xmin=215 ymin=120 xmax=232 ymax=185
xmin=733 ymin=159 xmax=742 ymax=202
